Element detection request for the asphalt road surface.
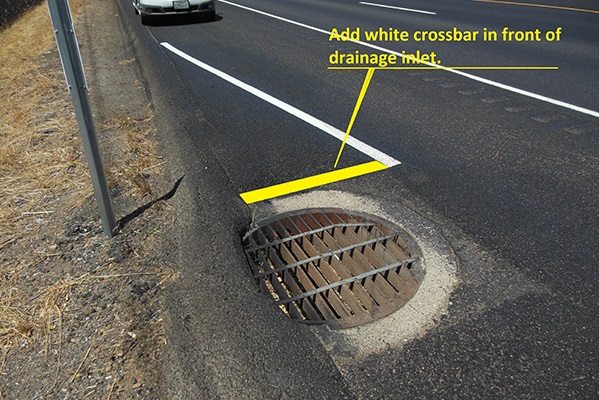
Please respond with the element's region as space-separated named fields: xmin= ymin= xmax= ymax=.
xmin=113 ymin=0 xmax=598 ymax=398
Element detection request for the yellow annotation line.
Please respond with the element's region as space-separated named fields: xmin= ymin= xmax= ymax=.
xmin=239 ymin=161 xmax=388 ymax=204
xmin=334 ymin=68 xmax=376 ymax=168
xmin=473 ymin=0 xmax=599 ymax=14
xmin=328 ymin=66 xmax=559 ymax=70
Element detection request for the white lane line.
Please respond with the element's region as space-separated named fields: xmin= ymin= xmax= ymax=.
xmin=359 ymin=2 xmax=436 ymax=15
xmin=219 ymin=0 xmax=599 ymax=119
xmin=160 ymin=42 xmax=400 ymax=168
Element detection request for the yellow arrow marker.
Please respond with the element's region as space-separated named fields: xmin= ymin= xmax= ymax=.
xmin=240 ymin=161 xmax=388 ymax=204
xmin=334 ymin=68 xmax=376 ymax=168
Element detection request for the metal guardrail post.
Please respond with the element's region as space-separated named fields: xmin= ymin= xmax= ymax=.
xmin=47 ymin=0 xmax=116 ymax=237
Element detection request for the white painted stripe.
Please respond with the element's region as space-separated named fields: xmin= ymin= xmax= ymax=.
xmin=219 ymin=0 xmax=599 ymax=119
xmin=219 ymin=0 xmax=332 ymax=35
xmin=359 ymin=2 xmax=436 ymax=15
xmin=160 ymin=42 xmax=400 ymax=167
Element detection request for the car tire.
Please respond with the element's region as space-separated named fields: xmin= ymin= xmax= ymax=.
xmin=140 ymin=13 xmax=151 ymax=25
xmin=205 ymin=10 xmax=216 ymax=21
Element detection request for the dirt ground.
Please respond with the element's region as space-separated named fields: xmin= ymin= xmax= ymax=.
xmin=0 ymin=0 xmax=176 ymax=398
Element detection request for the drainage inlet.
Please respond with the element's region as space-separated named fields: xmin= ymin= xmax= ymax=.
xmin=243 ymin=209 xmax=423 ymax=329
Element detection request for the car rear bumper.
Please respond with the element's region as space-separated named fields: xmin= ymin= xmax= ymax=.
xmin=137 ymin=0 xmax=214 ymax=16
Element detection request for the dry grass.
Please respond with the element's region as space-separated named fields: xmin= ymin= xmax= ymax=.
xmin=1 ymin=269 xmax=174 ymax=348
xmin=0 ymin=1 xmax=91 ymax=352
xmin=0 ymin=1 xmax=171 ymax=396
xmin=0 ymin=0 xmax=89 ymax=244
xmin=102 ymin=113 xmax=161 ymax=197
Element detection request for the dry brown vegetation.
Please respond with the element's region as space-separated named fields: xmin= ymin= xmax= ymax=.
xmin=0 ymin=2 xmax=173 ymax=398
xmin=1 ymin=0 xmax=86 ymax=247
xmin=1 ymin=0 xmax=89 ymax=353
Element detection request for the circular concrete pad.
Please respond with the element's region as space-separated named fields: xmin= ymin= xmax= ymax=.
xmin=250 ymin=190 xmax=459 ymax=366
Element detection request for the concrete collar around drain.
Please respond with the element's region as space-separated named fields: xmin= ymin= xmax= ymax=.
xmin=249 ymin=190 xmax=459 ymax=366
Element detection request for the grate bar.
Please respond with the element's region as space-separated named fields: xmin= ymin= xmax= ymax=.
xmin=245 ymin=222 xmax=375 ymax=252
xmin=242 ymin=210 xmax=424 ymax=329
xmin=285 ymin=216 xmax=367 ymax=316
xmin=259 ymin=221 xmax=338 ymax=320
xmin=331 ymin=225 xmax=400 ymax=299
xmin=252 ymin=233 xmax=397 ymax=279
xmin=275 ymin=257 xmax=417 ymax=305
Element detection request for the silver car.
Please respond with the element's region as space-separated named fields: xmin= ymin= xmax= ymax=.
xmin=133 ymin=0 xmax=216 ymax=24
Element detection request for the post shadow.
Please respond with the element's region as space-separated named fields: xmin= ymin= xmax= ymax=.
xmin=116 ymin=175 xmax=184 ymax=232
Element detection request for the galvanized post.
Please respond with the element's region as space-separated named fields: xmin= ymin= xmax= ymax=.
xmin=47 ymin=0 xmax=116 ymax=237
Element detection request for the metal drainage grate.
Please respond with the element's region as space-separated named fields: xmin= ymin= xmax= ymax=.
xmin=242 ymin=209 xmax=424 ymax=329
